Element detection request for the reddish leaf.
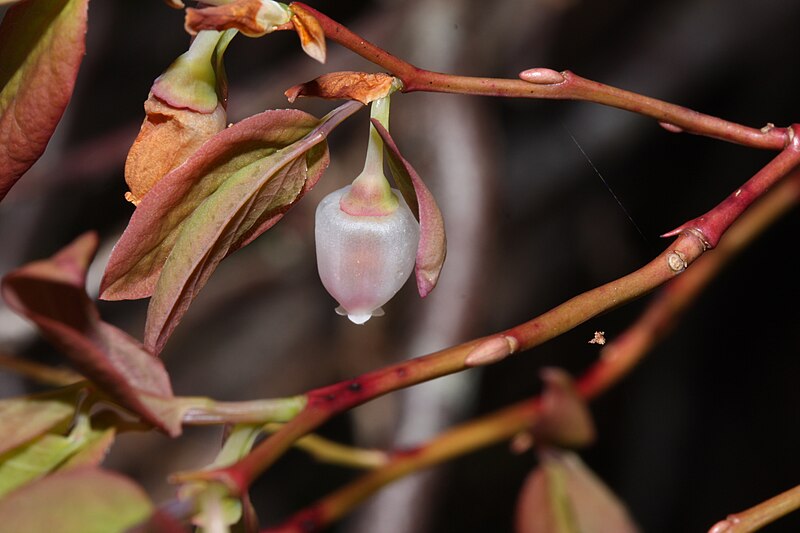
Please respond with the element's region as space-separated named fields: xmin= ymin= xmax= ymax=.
xmin=516 ymin=449 xmax=639 ymax=533
xmin=371 ymin=119 xmax=447 ymax=297
xmin=0 ymin=0 xmax=89 ymax=201
xmin=533 ymin=368 xmax=596 ymax=449
xmin=143 ymin=101 xmax=361 ymax=354
xmin=101 ymin=107 xmax=343 ymax=302
xmin=0 ymin=467 xmax=153 ymax=533
xmin=1 ymin=233 xmax=181 ymax=436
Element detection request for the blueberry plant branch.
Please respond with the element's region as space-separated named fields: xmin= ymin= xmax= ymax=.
xmin=709 ymin=483 xmax=800 ymax=533
xmin=283 ymin=3 xmax=789 ymax=150
xmin=173 ymin=126 xmax=800 ymax=496
xmin=261 ymin=168 xmax=800 ymax=533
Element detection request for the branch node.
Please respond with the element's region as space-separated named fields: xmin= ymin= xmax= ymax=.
xmin=518 ymin=68 xmax=566 ymax=85
xmin=666 ymin=250 xmax=688 ymax=273
xmin=708 ymin=518 xmax=736 ymax=533
xmin=465 ymin=335 xmax=518 ymax=367
xmin=659 ymin=121 xmax=684 ymax=133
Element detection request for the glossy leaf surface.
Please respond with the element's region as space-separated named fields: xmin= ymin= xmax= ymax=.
xmin=0 ymin=0 xmax=89 ymax=201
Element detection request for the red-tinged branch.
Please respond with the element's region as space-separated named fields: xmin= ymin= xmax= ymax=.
xmin=173 ymin=230 xmax=706 ymax=494
xmin=709 ymin=484 xmax=800 ymax=533
xmin=263 ymin=169 xmax=800 ymax=533
xmin=578 ymin=168 xmax=800 ymax=400
xmin=263 ymin=399 xmax=543 ymax=533
xmin=286 ymin=3 xmax=789 ymax=150
xmin=662 ymin=125 xmax=800 ymax=247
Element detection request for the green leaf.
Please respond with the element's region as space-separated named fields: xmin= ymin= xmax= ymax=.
xmin=370 ymin=119 xmax=447 ymax=298
xmin=0 ymin=414 xmax=101 ymax=497
xmin=0 ymin=467 xmax=153 ymax=533
xmin=0 ymin=0 xmax=89 ymax=201
xmin=60 ymin=427 xmax=115 ymax=469
xmin=0 ymin=233 xmax=181 ymax=436
xmin=515 ymin=449 xmax=639 ymax=533
xmin=0 ymin=393 xmax=75 ymax=455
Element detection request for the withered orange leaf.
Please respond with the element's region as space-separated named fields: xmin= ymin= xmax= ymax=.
xmin=185 ymin=0 xmax=289 ymax=37
xmin=124 ymin=97 xmax=227 ymax=205
xmin=1 ymin=233 xmax=182 ymax=436
xmin=289 ymin=2 xmax=326 ymax=64
xmin=0 ymin=0 xmax=89 ymax=202
xmin=371 ymin=119 xmax=447 ymax=298
xmin=286 ymin=72 xmax=396 ymax=105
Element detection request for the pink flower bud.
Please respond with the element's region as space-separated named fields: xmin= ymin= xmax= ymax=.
xmin=315 ymin=185 xmax=420 ymax=324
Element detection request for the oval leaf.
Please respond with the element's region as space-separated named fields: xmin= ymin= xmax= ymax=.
xmin=143 ymin=101 xmax=361 ymax=354
xmin=101 ymin=107 xmax=348 ymax=302
xmin=370 ymin=119 xmax=447 ymax=297
xmin=0 ymin=467 xmax=153 ymax=533
xmin=516 ymin=449 xmax=639 ymax=533
xmin=1 ymin=233 xmax=181 ymax=436
xmin=0 ymin=0 xmax=89 ymax=201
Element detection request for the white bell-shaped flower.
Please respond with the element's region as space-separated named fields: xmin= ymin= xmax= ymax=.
xmin=315 ymin=185 xmax=419 ymax=324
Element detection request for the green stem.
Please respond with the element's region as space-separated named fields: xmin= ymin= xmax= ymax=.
xmin=178 ymin=396 xmax=307 ymax=425
xmin=361 ymin=95 xmax=390 ymax=176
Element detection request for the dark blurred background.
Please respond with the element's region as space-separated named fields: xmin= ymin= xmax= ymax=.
xmin=1 ymin=0 xmax=800 ymax=531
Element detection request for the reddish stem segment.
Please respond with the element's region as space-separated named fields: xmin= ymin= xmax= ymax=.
xmin=264 ymin=169 xmax=800 ymax=533
xmin=289 ymin=3 xmax=789 ymax=150
xmin=709 ymin=484 xmax=800 ymax=533
xmin=177 ymin=231 xmax=706 ymax=494
xmin=663 ymin=125 xmax=800 ymax=247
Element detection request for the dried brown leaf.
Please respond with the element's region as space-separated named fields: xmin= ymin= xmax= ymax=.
xmin=289 ymin=3 xmax=326 ymax=63
xmin=185 ymin=0 xmax=289 ymax=37
xmin=124 ymin=97 xmax=227 ymax=205
xmin=285 ymin=72 xmax=395 ymax=105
